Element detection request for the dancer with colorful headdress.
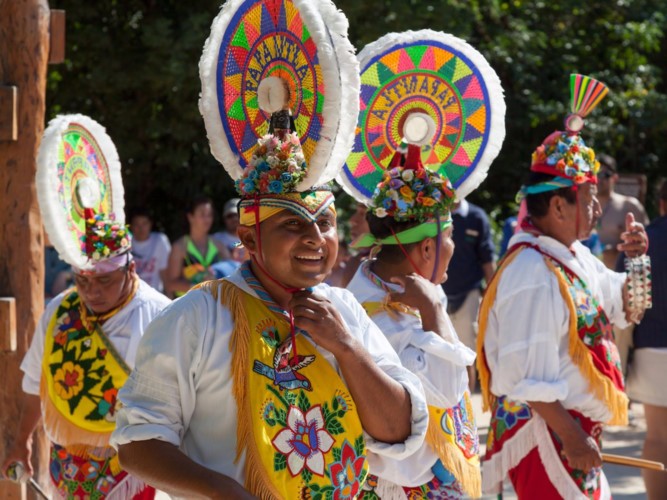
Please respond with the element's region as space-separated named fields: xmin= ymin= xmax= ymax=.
xmin=339 ymin=29 xmax=506 ymax=499
xmin=111 ymin=1 xmax=429 ymax=498
xmin=477 ymin=75 xmax=651 ymax=499
xmin=1 ymin=114 xmax=171 ymax=499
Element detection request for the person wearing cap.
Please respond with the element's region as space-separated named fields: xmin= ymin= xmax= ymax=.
xmin=110 ymin=3 xmax=428 ymax=495
xmin=477 ymin=76 xmax=650 ymax=499
xmin=347 ymin=135 xmax=481 ymax=497
xmin=213 ymin=197 xmax=244 ymax=258
xmin=1 ymin=116 xmax=171 ymax=500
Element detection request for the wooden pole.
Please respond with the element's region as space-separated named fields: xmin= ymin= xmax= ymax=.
xmin=0 ymin=0 xmax=51 ymax=498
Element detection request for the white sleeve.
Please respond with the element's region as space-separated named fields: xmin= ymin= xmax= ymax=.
xmin=489 ymin=261 xmax=570 ymax=403
xmin=337 ymin=291 xmax=429 ymax=478
xmin=111 ymin=293 xmax=208 ymax=449
xmin=589 ymin=254 xmax=629 ymax=329
xmin=20 ymin=298 xmax=61 ymax=395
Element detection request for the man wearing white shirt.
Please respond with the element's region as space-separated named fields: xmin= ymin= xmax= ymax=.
xmin=129 ymin=208 xmax=171 ymax=294
xmin=477 ymin=80 xmax=649 ymax=500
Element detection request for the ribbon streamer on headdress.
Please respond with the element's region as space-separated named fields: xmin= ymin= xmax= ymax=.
xmin=337 ymin=29 xmax=506 ymax=204
xmin=37 ymin=114 xmax=126 ymax=271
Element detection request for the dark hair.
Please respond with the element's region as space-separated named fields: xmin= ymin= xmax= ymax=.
xmin=597 ymin=153 xmax=617 ymax=173
xmin=366 ymin=213 xmax=423 ymax=262
xmin=187 ymin=194 xmax=214 ymax=215
xmin=525 ymin=172 xmax=577 ymax=218
xmin=128 ymin=206 xmax=153 ymax=223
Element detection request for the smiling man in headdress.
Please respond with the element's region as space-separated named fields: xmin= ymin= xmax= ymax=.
xmin=111 ymin=1 xmax=428 ymax=498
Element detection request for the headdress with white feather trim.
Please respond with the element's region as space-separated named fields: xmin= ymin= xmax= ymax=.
xmin=37 ymin=114 xmax=130 ymax=273
xmin=338 ymin=29 xmax=506 ymax=210
xmin=199 ymin=0 xmax=360 ymax=224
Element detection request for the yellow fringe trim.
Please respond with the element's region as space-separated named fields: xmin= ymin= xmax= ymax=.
xmin=426 ymin=407 xmax=481 ymax=498
xmin=477 ymin=248 xmax=628 ymax=426
xmin=39 ymin=375 xmax=112 ymax=450
xmin=477 ymin=249 xmax=523 ymax=412
xmin=544 ymin=258 xmax=628 ymax=426
xmin=196 ymin=279 xmax=281 ymax=500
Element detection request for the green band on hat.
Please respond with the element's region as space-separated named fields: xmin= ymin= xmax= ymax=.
xmin=352 ymin=218 xmax=452 ymax=249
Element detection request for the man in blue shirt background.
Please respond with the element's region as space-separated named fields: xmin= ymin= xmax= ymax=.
xmin=442 ymin=199 xmax=496 ymax=391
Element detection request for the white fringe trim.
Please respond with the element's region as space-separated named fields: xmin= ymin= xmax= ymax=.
xmin=482 ymin=414 xmax=600 ymax=499
xmin=37 ymin=114 xmax=124 ymax=269
xmin=339 ymin=29 xmax=506 ymax=204
xmin=198 ymin=0 xmax=359 ymax=191
xmin=375 ymin=478 xmax=408 ymax=500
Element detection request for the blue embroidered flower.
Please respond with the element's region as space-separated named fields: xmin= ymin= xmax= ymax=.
xmin=256 ymin=161 xmax=270 ymax=172
xmin=281 ymin=172 xmax=293 ymax=183
xmin=495 ymin=397 xmax=531 ymax=430
xmin=247 ymin=170 xmax=258 ymax=181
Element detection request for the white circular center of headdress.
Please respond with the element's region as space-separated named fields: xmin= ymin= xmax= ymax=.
xmin=565 ymin=114 xmax=585 ymax=133
xmin=257 ymin=76 xmax=290 ymax=114
xmin=403 ymin=112 xmax=436 ymax=146
xmin=76 ymin=177 xmax=101 ymax=209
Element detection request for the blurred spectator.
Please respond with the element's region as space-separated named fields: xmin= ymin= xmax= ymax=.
xmin=499 ymin=215 xmax=517 ymax=257
xmin=623 ymin=179 xmax=667 ymax=498
xmin=166 ymin=195 xmax=230 ymax=297
xmin=129 ymin=207 xmax=171 ymax=294
xmin=597 ymin=154 xmax=649 ymax=269
xmin=213 ymin=197 xmax=247 ymax=263
xmin=442 ymin=199 xmax=496 ymax=391
xmin=44 ymin=229 xmax=72 ymax=303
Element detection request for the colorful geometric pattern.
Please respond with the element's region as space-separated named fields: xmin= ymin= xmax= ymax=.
xmin=217 ymin=0 xmax=324 ymax=170
xmin=57 ymin=123 xmax=114 ymax=256
xmin=341 ymin=38 xmax=497 ymax=201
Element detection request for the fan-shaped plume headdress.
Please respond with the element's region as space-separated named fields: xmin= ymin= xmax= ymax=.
xmin=199 ymin=0 xmax=360 ymax=224
xmin=521 ymin=74 xmax=608 ymax=195
xmin=340 ymin=30 xmax=506 ymax=265
xmin=37 ymin=114 xmax=131 ymax=274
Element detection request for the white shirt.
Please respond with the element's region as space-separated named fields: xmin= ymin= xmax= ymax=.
xmin=111 ymin=268 xmax=429 ymax=491
xmin=347 ymin=262 xmax=475 ymax=485
xmin=484 ymin=232 xmax=628 ymax=423
xmin=131 ymin=233 xmax=171 ymax=292
xmin=21 ymin=280 xmax=172 ymax=396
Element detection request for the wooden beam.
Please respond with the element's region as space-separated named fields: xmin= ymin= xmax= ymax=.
xmin=0 ymin=85 xmax=18 ymax=142
xmin=48 ymin=10 xmax=65 ymax=64
xmin=0 ymin=297 xmax=17 ymax=352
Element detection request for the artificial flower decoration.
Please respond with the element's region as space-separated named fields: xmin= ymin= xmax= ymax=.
xmin=235 ymin=131 xmax=309 ymax=196
xmin=81 ymin=208 xmax=131 ymax=262
xmin=531 ymin=133 xmax=600 ymax=184
xmin=369 ymin=150 xmax=457 ymax=222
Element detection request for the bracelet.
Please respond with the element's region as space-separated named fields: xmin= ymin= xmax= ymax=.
xmin=624 ymin=255 xmax=652 ymax=324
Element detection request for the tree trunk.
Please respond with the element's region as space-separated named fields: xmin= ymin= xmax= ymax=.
xmin=0 ymin=0 xmax=51 ymax=498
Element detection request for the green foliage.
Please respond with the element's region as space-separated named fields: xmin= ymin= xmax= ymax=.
xmin=47 ymin=0 xmax=667 ymax=238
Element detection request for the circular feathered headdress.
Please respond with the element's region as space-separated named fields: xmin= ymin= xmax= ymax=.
xmin=338 ymin=29 xmax=506 ymax=219
xmin=37 ymin=114 xmax=130 ymax=273
xmin=199 ymin=0 xmax=360 ymax=224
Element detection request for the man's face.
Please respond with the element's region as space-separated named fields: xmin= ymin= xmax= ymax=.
xmin=574 ymin=183 xmax=602 ymax=240
xmin=432 ymin=225 xmax=455 ymax=284
xmin=73 ymin=263 xmax=135 ymax=314
xmin=349 ymin=204 xmax=369 ymax=240
xmin=241 ymin=210 xmax=338 ymax=289
xmin=596 ymin=167 xmax=615 ymax=196
xmin=224 ymin=212 xmax=240 ymax=234
xmin=130 ymin=215 xmax=152 ymax=242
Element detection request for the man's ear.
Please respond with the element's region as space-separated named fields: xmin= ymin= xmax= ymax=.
xmin=550 ymin=195 xmax=567 ymax=222
xmin=419 ymin=237 xmax=434 ymax=262
xmin=237 ymin=226 xmax=258 ymax=253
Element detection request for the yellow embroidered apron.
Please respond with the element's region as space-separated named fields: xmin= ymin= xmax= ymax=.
xmin=203 ymin=279 xmax=369 ymax=500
